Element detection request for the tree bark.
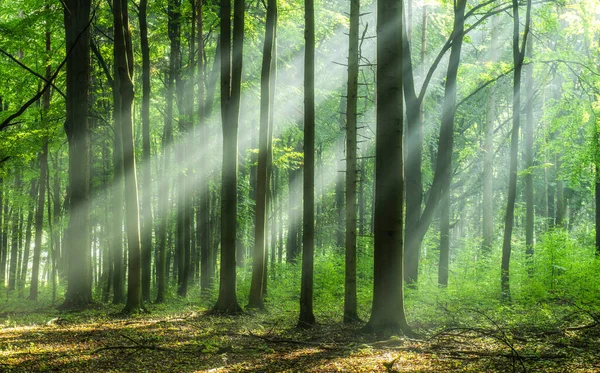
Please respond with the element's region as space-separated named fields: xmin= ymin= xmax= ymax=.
xmin=62 ymin=0 xmax=93 ymax=309
xmin=438 ymin=187 xmax=449 ymax=287
xmin=114 ymin=0 xmax=144 ymax=313
xmin=524 ymin=35 xmax=534 ymax=258
xmin=343 ymin=0 xmax=359 ymax=324
xmin=364 ymin=0 xmax=410 ymax=336
xmin=249 ymin=0 xmax=277 ymax=309
xmin=298 ymin=0 xmax=316 ymax=328
xmin=213 ymin=0 xmax=244 ymax=314
xmin=8 ymin=172 xmax=22 ymax=292
xmin=501 ymin=0 xmax=531 ymax=302
xmin=29 ymin=140 xmax=48 ymax=301
xmin=482 ymin=17 xmax=497 ymax=254
xmin=139 ymin=0 xmax=153 ymax=303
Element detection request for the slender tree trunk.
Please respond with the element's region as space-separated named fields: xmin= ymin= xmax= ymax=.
xmin=19 ymin=181 xmax=36 ymax=295
xmin=438 ymin=188 xmax=449 ymax=286
xmin=139 ymin=0 xmax=153 ymax=303
xmin=8 ymin=172 xmax=22 ymax=291
xmin=344 ymin=0 xmax=359 ymax=324
xmin=0 ymin=174 xmax=4 ymax=289
xmin=213 ymin=0 xmax=244 ymax=314
xmin=249 ymin=0 xmax=277 ymax=309
xmin=114 ymin=0 xmax=143 ymax=313
xmin=524 ymin=35 xmax=534 ymax=258
xmin=286 ymin=156 xmax=301 ymax=262
xmin=336 ymin=98 xmax=346 ymax=248
xmin=405 ymin=0 xmax=465 ymax=284
xmin=501 ymin=0 xmax=531 ymax=302
xmin=29 ymin=140 xmax=48 ymax=301
xmin=482 ymin=17 xmax=497 ymax=254
xmin=156 ymin=0 xmax=179 ymax=303
xmin=402 ymin=2 xmax=424 ymax=286
xmin=364 ymin=0 xmax=410 ymax=336
xmin=62 ymin=0 xmax=92 ymax=309
xmin=196 ymin=0 xmax=213 ymax=297
xmin=298 ymin=0 xmax=316 ymax=328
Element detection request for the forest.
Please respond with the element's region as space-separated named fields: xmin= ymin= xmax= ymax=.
xmin=1 ymin=0 xmax=600 ymax=371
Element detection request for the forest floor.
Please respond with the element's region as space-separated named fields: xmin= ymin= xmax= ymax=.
xmin=1 ymin=299 xmax=600 ymax=373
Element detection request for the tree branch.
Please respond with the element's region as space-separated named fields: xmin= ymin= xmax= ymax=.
xmin=0 ymin=47 xmax=66 ymax=98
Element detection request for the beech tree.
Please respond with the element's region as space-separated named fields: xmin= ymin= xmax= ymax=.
xmin=213 ymin=0 xmax=244 ymax=314
xmin=61 ymin=0 xmax=93 ymax=309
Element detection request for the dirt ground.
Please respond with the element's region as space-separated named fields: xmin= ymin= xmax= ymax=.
xmin=2 ymin=306 xmax=600 ymax=372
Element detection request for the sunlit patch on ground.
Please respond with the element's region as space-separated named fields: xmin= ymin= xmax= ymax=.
xmin=1 ymin=303 xmax=600 ymax=372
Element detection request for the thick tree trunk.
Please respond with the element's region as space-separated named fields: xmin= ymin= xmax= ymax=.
xmin=344 ymin=0 xmax=359 ymax=324
xmin=298 ymin=0 xmax=316 ymax=328
xmin=114 ymin=0 xmax=144 ymax=313
xmin=62 ymin=0 xmax=92 ymax=309
xmin=501 ymin=0 xmax=531 ymax=302
xmin=364 ymin=0 xmax=410 ymax=336
xmin=213 ymin=0 xmax=244 ymax=314
xmin=249 ymin=0 xmax=277 ymax=309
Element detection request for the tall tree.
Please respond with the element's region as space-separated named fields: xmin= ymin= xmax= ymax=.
xmin=344 ymin=0 xmax=359 ymax=323
xmin=155 ymin=0 xmax=179 ymax=303
xmin=364 ymin=0 xmax=410 ymax=336
xmin=29 ymin=141 xmax=48 ymax=301
xmin=138 ymin=0 xmax=153 ymax=303
xmin=249 ymin=0 xmax=277 ymax=309
xmin=8 ymin=171 xmax=21 ymax=292
xmin=114 ymin=0 xmax=144 ymax=313
xmin=524 ymin=35 xmax=534 ymax=258
xmin=298 ymin=0 xmax=316 ymax=328
xmin=62 ymin=0 xmax=93 ymax=309
xmin=213 ymin=0 xmax=244 ymax=313
xmin=482 ymin=17 xmax=498 ymax=254
xmin=501 ymin=0 xmax=531 ymax=301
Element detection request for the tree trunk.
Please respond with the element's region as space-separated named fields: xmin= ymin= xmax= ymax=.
xmin=438 ymin=188 xmax=449 ymax=286
xmin=114 ymin=0 xmax=144 ymax=313
xmin=156 ymin=0 xmax=179 ymax=304
xmin=364 ymin=0 xmax=410 ymax=336
xmin=343 ymin=0 xmax=359 ymax=324
xmin=249 ymin=0 xmax=277 ymax=309
xmin=501 ymin=0 xmax=531 ymax=302
xmin=482 ymin=17 xmax=497 ymax=254
xmin=197 ymin=0 xmax=213 ymax=298
xmin=29 ymin=140 xmax=48 ymax=301
xmin=298 ymin=0 xmax=316 ymax=328
xmin=524 ymin=35 xmax=534 ymax=258
xmin=62 ymin=0 xmax=93 ymax=309
xmin=139 ymin=0 xmax=153 ymax=303
xmin=8 ymin=172 xmax=22 ymax=291
xmin=213 ymin=0 xmax=244 ymax=314
xmin=336 ymin=98 xmax=346 ymax=249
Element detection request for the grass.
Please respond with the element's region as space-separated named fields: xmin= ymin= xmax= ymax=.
xmin=1 ymin=229 xmax=600 ymax=372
